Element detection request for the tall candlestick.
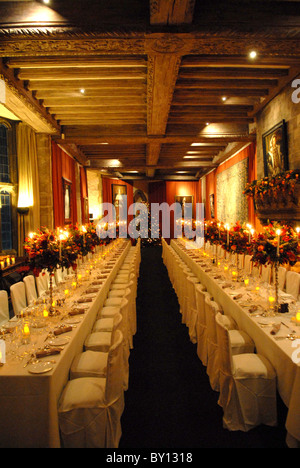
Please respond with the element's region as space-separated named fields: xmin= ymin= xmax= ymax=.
xmin=276 ymin=229 xmax=281 ymax=257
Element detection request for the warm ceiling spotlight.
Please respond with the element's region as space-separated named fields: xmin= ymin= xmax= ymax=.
xmin=222 ymin=96 xmax=227 ymax=101
xmin=80 ymin=88 xmax=85 ymax=94
xmin=249 ymin=50 xmax=257 ymax=59
xmin=206 ymin=122 xmax=210 ymax=126
xmin=43 ymin=0 xmax=50 ymax=4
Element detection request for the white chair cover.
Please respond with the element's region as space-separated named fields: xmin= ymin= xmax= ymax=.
xmin=215 ymin=312 xmax=277 ymax=432
xmin=260 ymin=264 xmax=271 ymax=284
xmin=10 ymin=282 xmax=27 ymax=316
xmin=195 ymin=288 xmax=212 ymax=366
xmin=35 ymin=270 xmax=49 ymax=297
xmin=23 ymin=275 xmax=38 ymax=305
xmin=277 ymin=266 xmax=287 ymax=291
xmin=286 ymin=271 xmax=300 ymax=300
xmin=0 ymin=290 xmax=9 ymax=326
xmin=58 ymin=330 xmax=125 ymax=448
xmin=185 ymin=275 xmax=200 ymax=343
xmin=85 ymin=313 xmax=122 ymax=353
xmin=205 ymin=297 xmax=222 ymax=391
xmin=244 ymin=255 xmax=252 ymax=274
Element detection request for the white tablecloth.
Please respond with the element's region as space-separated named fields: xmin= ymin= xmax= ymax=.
xmin=168 ymin=238 xmax=300 ymax=448
xmin=0 ymin=239 xmax=131 ymax=448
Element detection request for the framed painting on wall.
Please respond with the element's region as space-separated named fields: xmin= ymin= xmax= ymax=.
xmin=112 ymin=184 xmax=127 ymax=207
xmin=262 ymin=120 xmax=288 ymax=178
xmin=175 ymin=195 xmax=193 ymax=215
xmin=63 ymin=177 xmax=72 ymax=224
xmin=210 ymin=194 xmax=215 ymax=218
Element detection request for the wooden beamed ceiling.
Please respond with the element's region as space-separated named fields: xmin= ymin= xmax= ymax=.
xmin=0 ymin=0 xmax=300 ymax=180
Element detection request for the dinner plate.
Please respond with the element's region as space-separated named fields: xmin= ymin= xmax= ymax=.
xmin=65 ymin=317 xmax=82 ymax=325
xmin=2 ymin=321 xmax=18 ymax=330
xmin=48 ymin=337 xmax=70 ymax=346
xmin=27 ymin=362 xmax=53 ymax=374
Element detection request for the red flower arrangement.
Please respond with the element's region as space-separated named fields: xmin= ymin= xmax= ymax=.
xmin=251 ymin=222 xmax=300 ymax=266
xmin=24 ymin=227 xmax=61 ymax=277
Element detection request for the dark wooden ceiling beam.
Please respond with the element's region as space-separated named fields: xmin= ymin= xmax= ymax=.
xmin=150 ymin=0 xmax=196 ymax=25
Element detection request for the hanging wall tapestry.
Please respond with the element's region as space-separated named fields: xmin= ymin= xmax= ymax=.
xmin=217 ymin=157 xmax=248 ymax=225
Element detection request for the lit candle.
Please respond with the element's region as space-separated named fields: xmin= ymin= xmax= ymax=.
xmin=11 ymin=256 xmax=15 ymax=265
xmin=276 ymin=229 xmax=281 ymax=257
xmin=268 ymin=296 xmax=275 ymax=309
xmin=22 ymin=323 xmax=30 ymax=342
xmin=297 ymin=227 xmax=300 ymax=237
xmin=6 ymin=257 xmax=10 ymax=267
xmin=292 ymin=312 xmax=300 ymax=326
xmin=255 ymin=285 xmax=260 ymax=293
xmin=0 ymin=261 xmax=4 ymax=269
xmin=64 ymin=289 xmax=69 ymax=298
xmin=244 ymin=277 xmax=249 ymax=287
xmin=225 ymin=224 xmax=229 ymax=245
xmin=43 ymin=308 xmax=49 ymax=318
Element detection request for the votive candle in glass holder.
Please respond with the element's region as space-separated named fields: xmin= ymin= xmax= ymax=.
xmin=231 ymin=270 xmax=237 ymax=281
xmin=292 ymin=312 xmax=300 ymax=326
xmin=22 ymin=323 xmax=31 ymax=344
xmin=268 ymin=295 xmax=275 ymax=309
xmin=244 ymin=277 xmax=249 ymax=288
xmin=0 ymin=261 xmax=4 ymax=269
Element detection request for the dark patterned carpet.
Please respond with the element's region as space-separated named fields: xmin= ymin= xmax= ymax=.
xmin=119 ymin=245 xmax=288 ymax=449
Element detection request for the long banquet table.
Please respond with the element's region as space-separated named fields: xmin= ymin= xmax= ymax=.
xmin=0 ymin=239 xmax=131 ymax=448
xmin=168 ymin=238 xmax=300 ymax=448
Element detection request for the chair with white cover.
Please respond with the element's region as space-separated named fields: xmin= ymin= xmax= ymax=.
xmin=205 ymin=297 xmax=223 ymax=391
xmin=70 ymin=329 xmax=126 ymax=383
xmin=244 ymin=255 xmax=253 ymax=275
xmin=0 ymin=290 xmax=9 ymax=326
xmin=260 ymin=264 xmax=272 ymax=284
xmin=277 ymin=266 xmax=287 ymax=291
xmin=35 ymin=270 xmax=49 ymax=297
xmin=58 ymin=330 xmax=125 ymax=448
xmin=215 ymin=312 xmax=277 ymax=432
xmin=23 ymin=275 xmax=38 ymax=305
xmin=184 ymin=275 xmax=200 ymax=343
xmin=286 ymin=271 xmax=300 ymax=300
xmin=195 ymin=287 xmax=212 ymax=366
xmin=84 ymin=313 xmax=122 ymax=353
xmin=10 ymin=282 xmax=27 ymax=316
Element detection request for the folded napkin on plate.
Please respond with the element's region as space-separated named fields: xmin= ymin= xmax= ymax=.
xmin=85 ymin=288 xmax=98 ymax=294
xmin=270 ymin=323 xmax=281 ymax=335
xmin=233 ymin=294 xmax=243 ymax=300
xmin=69 ymin=308 xmax=85 ymax=316
xmin=77 ymin=297 xmax=93 ymax=303
xmin=53 ymin=326 xmax=73 ymax=335
xmin=36 ymin=347 xmax=61 ymax=358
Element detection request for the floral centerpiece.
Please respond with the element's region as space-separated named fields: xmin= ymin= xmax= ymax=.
xmin=221 ymin=221 xmax=252 ymax=256
xmin=243 ymin=170 xmax=300 ymax=204
xmin=251 ymin=222 xmax=300 ymax=267
xmin=24 ymin=227 xmax=61 ymax=309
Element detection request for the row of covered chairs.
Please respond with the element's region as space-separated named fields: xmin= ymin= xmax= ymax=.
xmin=58 ymin=240 xmax=141 ymax=448
xmin=162 ymin=239 xmax=278 ymax=432
xmin=8 ymin=267 xmax=69 ymax=318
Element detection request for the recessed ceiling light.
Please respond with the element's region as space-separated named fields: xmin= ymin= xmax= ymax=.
xmin=206 ymin=122 xmax=210 ymax=126
xmin=184 ymin=156 xmax=200 ymax=159
xmin=80 ymin=88 xmax=85 ymax=94
xmin=177 ymin=171 xmax=188 ymax=174
xmin=222 ymin=96 xmax=227 ymax=101
xmin=249 ymin=50 xmax=257 ymax=59
xmin=43 ymin=0 xmax=50 ymax=4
